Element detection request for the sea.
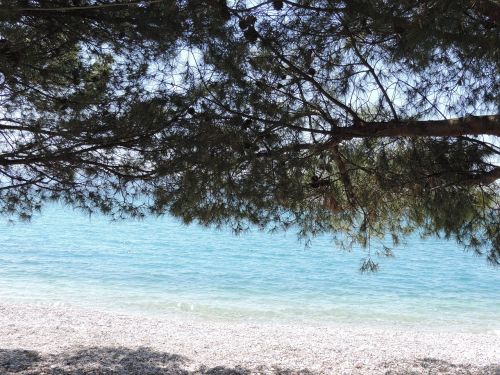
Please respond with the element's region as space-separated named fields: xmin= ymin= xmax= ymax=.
xmin=0 ymin=204 xmax=499 ymax=332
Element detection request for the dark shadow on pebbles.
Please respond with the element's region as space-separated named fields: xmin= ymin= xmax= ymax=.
xmin=0 ymin=347 xmax=189 ymax=375
xmin=0 ymin=349 xmax=41 ymax=373
xmin=0 ymin=347 xmax=498 ymax=375
xmin=382 ymin=357 xmax=500 ymax=375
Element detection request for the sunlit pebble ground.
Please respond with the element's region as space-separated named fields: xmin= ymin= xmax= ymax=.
xmin=0 ymin=303 xmax=498 ymax=374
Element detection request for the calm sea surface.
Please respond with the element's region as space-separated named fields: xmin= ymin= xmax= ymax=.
xmin=1 ymin=204 xmax=499 ymax=331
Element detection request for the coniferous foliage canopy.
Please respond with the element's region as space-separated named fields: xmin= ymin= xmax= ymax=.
xmin=0 ymin=0 xmax=499 ymax=268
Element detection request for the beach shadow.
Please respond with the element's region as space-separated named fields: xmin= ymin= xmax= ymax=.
xmin=0 ymin=347 xmax=190 ymax=374
xmin=1 ymin=347 xmax=498 ymax=374
xmin=0 ymin=346 xmax=314 ymax=374
xmin=0 ymin=349 xmax=41 ymax=373
xmin=383 ymin=357 xmax=500 ymax=375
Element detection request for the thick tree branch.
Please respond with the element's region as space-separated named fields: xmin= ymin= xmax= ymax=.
xmin=462 ymin=167 xmax=500 ymax=186
xmin=331 ymin=115 xmax=500 ymax=139
xmin=14 ymin=0 xmax=166 ymax=12
xmin=331 ymin=144 xmax=357 ymax=207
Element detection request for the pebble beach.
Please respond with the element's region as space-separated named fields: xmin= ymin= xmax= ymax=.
xmin=1 ymin=302 xmax=498 ymax=374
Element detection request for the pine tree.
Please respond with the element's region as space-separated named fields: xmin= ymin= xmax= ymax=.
xmin=0 ymin=1 xmax=499 ymax=268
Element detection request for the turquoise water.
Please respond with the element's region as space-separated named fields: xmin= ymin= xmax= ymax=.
xmin=0 ymin=204 xmax=499 ymax=331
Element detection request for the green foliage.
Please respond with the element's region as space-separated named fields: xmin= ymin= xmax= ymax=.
xmin=0 ymin=0 xmax=499 ymax=269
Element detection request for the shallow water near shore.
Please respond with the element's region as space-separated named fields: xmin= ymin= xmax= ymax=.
xmin=0 ymin=204 xmax=499 ymax=331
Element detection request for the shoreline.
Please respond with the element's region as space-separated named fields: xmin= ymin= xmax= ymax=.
xmin=1 ymin=302 xmax=499 ymax=374
xmin=2 ymin=295 xmax=499 ymax=335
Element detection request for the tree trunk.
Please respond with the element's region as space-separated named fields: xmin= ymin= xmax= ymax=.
xmin=332 ymin=115 xmax=500 ymax=139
